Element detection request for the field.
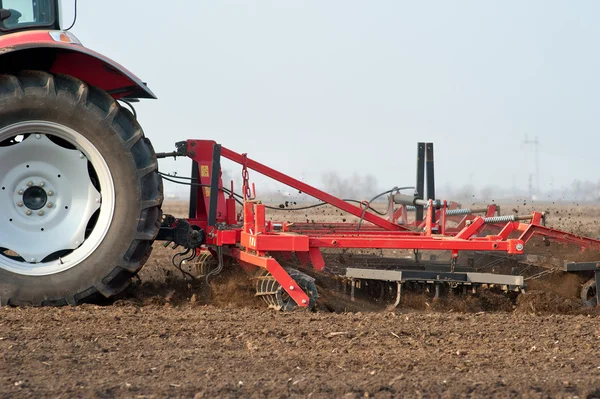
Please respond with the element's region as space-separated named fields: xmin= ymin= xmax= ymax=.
xmin=2 ymin=201 xmax=600 ymax=398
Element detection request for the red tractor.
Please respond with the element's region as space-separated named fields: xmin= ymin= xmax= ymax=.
xmin=0 ymin=1 xmax=163 ymax=305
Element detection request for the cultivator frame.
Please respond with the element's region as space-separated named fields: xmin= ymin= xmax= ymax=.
xmin=157 ymin=140 xmax=600 ymax=309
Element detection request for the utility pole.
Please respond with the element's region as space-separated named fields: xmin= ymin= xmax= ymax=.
xmin=522 ymin=135 xmax=540 ymax=199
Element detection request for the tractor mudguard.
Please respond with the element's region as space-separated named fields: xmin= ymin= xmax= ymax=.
xmin=0 ymin=30 xmax=156 ymax=100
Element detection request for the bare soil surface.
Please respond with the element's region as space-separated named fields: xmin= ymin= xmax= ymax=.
xmin=3 ymin=201 xmax=600 ymax=398
xmin=2 ymin=304 xmax=600 ymax=398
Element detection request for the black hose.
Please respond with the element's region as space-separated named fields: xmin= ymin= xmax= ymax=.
xmin=160 ymin=172 xmax=412 ymax=220
xmin=171 ymin=248 xmax=197 ymax=281
xmin=264 ymin=199 xmax=390 ymax=215
xmin=118 ymin=99 xmax=137 ymax=119
xmin=356 ymin=186 xmax=414 ymax=230
xmin=64 ymin=0 xmax=78 ymax=31
xmin=205 ymin=246 xmax=224 ymax=286
xmin=159 ymin=173 xmax=244 ymax=206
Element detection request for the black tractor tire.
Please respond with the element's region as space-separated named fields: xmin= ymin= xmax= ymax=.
xmin=0 ymin=71 xmax=163 ymax=306
xmin=581 ymin=278 xmax=597 ymax=307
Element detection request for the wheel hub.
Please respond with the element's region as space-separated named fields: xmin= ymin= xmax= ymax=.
xmin=22 ymin=186 xmax=47 ymax=210
xmin=0 ymin=122 xmax=115 ymax=275
xmin=12 ymin=176 xmax=58 ymax=219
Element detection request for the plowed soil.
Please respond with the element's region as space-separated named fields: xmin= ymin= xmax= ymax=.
xmin=2 ymin=304 xmax=600 ymax=398
xmin=2 ymin=201 xmax=600 ymax=398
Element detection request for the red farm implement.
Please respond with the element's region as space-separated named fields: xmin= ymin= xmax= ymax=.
xmin=154 ymin=140 xmax=600 ymax=310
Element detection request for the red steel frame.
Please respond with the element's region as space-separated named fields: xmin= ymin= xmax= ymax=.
xmin=184 ymin=140 xmax=600 ymax=308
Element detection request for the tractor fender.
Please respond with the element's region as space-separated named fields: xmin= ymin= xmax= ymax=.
xmin=0 ymin=30 xmax=156 ymax=99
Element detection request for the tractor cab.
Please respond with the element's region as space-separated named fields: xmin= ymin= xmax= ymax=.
xmin=0 ymin=0 xmax=59 ymax=34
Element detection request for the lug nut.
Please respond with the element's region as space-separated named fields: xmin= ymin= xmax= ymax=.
xmin=38 ymin=210 xmax=44 ymax=216
xmin=25 ymin=210 xmax=32 ymax=215
xmin=47 ymin=190 xmax=53 ymax=196
xmin=16 ymin=201 xmax=23 ymax=207
xmin=18 ymin=189 xmax=23 ymax=195
xmin=302 ymin=299 xmax=307 ymax=304
xmin=26 ymin=181 xmax=33 ymax=187
xmin=35 ymin=134 xmax=41 ymax=139
xmin=30 ymin=258 xmax=36 ymax=262
xmin=39 ymin=182 xmax=45 ymax=187
xmin=79 ymin=153 xmax=85 ymax=159
xmin=47 ymin=202 xmax=53 ymax=208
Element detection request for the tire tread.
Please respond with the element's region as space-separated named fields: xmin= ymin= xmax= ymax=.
xmin=1 ymin=71 xmax=163 ymax=305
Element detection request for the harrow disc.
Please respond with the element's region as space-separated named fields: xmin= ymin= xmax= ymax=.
xmin=255 ymin=268 xmax=318 ymax=311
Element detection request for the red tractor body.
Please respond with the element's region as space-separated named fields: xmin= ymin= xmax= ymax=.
xmin=0 ymin=30 xmax=155 ymax=99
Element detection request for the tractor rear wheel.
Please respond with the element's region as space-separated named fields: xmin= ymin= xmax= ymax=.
xmin=0 ymin=71 xmax=163 ymax=306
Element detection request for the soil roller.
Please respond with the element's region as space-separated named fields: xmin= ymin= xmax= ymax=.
xmin=255 ymin=268 xmax=318 ymax=311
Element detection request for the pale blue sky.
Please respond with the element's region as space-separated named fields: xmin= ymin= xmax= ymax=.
xmin=66 ymin=1 xmax=600 ymax=199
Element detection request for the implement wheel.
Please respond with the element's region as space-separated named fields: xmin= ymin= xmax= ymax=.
xmin=581 ymin=278 xmax=597 ymax=307
xmin=0 ymin=71 xmax=163 ymax=306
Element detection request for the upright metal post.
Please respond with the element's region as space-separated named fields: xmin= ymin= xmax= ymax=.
xmin=426 ymin=143 xmax=435 ymax=229
xmin=415 ymin=143 xmax=425 ymax=222
xmin=188 ymin=161 xmax=199 ymax=219
xmin=208 ymin=144 xmax=222 ymax=227
xmin=425 ymin=143 xmax=435 ymax=201
xmin=595 ymin=270 xmax=600 ymax=307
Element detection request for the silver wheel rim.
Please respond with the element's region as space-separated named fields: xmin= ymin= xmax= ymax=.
xmin=0 ymin=121 xmax=115 ymax=276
